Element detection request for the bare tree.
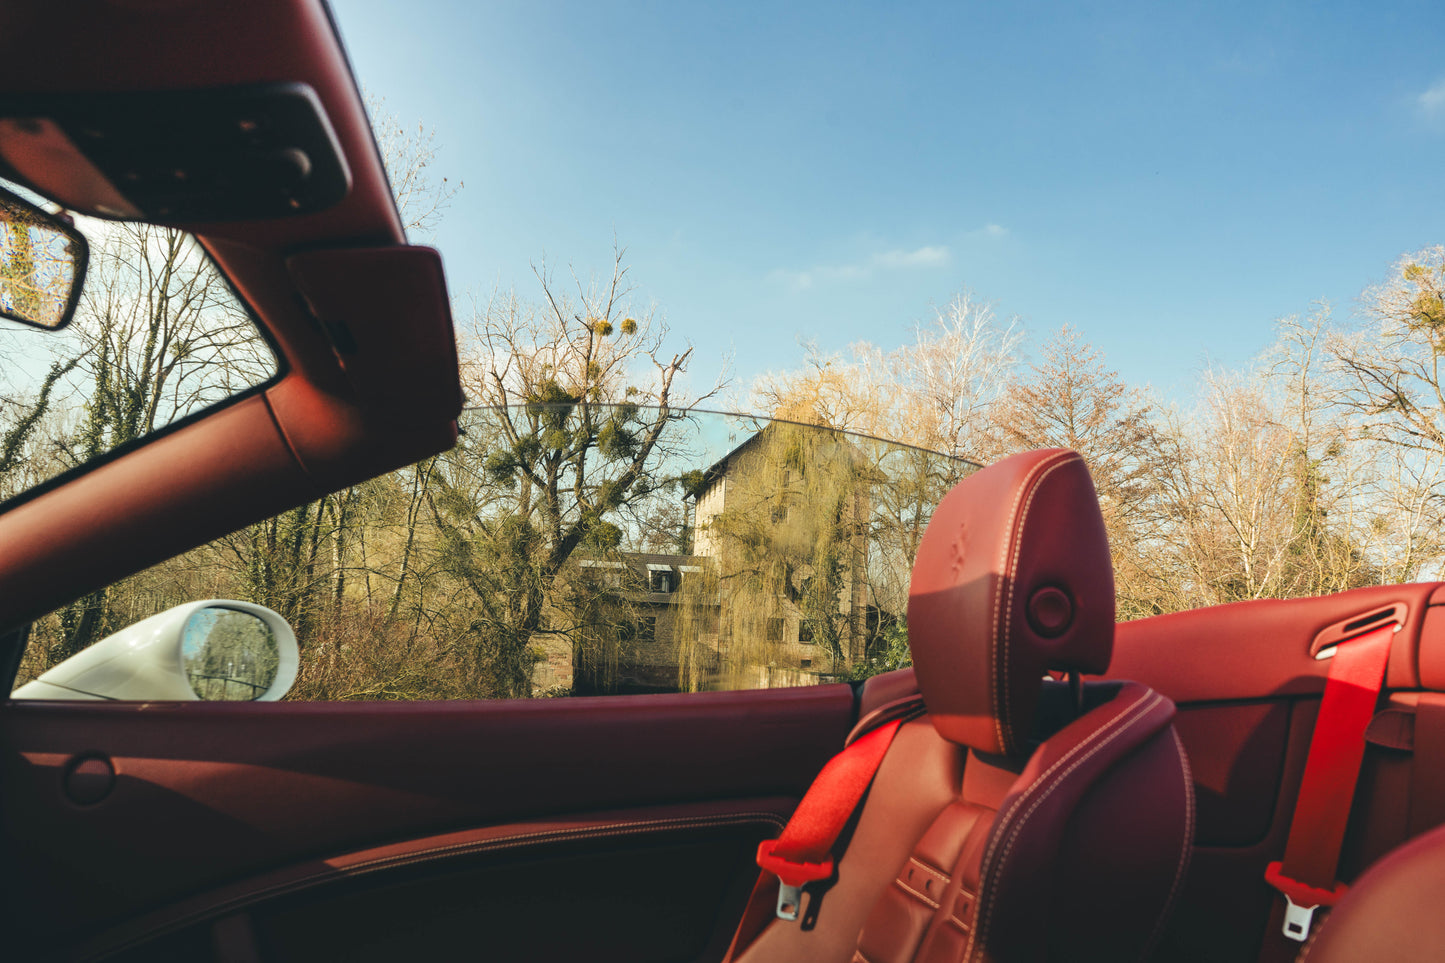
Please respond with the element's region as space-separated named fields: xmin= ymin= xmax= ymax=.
xmin=990 ymin=327 xmax=1168 ymax=616
xmin=65 ymin=223 xmax=270 ymax=459
xmin=415 ymin=247 xmax=727 ymax=696
xmin=1332 ymin=246 xmax=1445 ymax=456
xmin=1158 ymin=373 xmax=1308 ymax=605
xmin=366 ymin=91 xmax=462 ymax=240
xmin=1321 ymin=247 xmax=1445 ymax=583
xmin=898 ymin=291 xmax=1022 ymax=462
xmin=751 ymin=289 xmax=1020 ymax=462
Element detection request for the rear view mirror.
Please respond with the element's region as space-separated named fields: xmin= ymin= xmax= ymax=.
xmin=0 ymin=185 xmax=87 ymax=330
xmin=12 ymin=600 xmax=299 ymax=702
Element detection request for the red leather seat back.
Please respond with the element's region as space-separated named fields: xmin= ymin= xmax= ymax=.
xmin=737 ymin=449 xmax=1195 ymax=963
xmin=851 ymin=680 xmax=1193 ymax=963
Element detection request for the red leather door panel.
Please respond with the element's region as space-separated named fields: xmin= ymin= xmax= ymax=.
xmin=1104 ymin=584 xmax=1445 ymax=962
xmin=0 ymin=685 xmax=855 ymax=960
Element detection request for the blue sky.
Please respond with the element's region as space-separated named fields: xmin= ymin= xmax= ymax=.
xmin=330 ymin=0 xmax=1445 ymax=401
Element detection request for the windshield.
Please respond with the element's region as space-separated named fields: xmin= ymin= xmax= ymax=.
xmin=0 ymin=179 xmax=276 ymax=507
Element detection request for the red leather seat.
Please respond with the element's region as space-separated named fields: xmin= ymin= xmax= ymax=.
xmin=1297 ymin=821 xmax=1445 ymax=962
xmin=737 ymin=448 xmax=1195 ymax=963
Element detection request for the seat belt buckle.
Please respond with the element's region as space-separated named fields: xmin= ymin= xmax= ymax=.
xmin=1265 ymin=861 xmax=1348 ymax=942
xmin=756 ymin=839 xmax=834 ymax=921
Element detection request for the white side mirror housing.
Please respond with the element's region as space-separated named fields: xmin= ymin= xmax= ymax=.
xmin=12 ymin=600 xmax=299 ymax=702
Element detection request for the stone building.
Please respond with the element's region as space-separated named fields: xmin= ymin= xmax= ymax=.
xmin=532 ymin=422 xmax=885 ymax=695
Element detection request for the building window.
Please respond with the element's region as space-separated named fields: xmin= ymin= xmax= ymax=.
xmin=767 ymin=617 xmax=784 ymax=642
xmin=798 ymin=620 xmax=816 ymax=644
xmin=623 ymin=616 xmax=656 ymax=645
xmin=650 ymin=570 xmax=673 ymax=594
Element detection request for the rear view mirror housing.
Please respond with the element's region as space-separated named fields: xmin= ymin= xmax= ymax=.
xmin=11 ymin=600 xmax=299 ymax=702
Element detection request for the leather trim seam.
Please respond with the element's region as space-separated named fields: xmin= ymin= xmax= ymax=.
xmin=341 ymin=811 xmax=785 ymax=876
xmin=967 ymin=690 xmax=1163 ymax=961
xmin=994 ymin=452 xmax=1077 ymax=754
xmin=894 ymin=858 xmax=948 ymax=910
xmin=1143 ymin=726 xmax=1195 ymax=958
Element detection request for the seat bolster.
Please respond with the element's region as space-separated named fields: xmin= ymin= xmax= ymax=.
xmin=964 ymin=683 xmax=1193 ymax=962
xmin=1302 ymin=821 xmax=1445 ymax=963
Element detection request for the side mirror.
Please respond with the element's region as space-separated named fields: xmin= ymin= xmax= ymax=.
xmin=12 ymin=600 xmax=299 ymax=702
xmin=0 ymin=185 xmax=88 ymax=330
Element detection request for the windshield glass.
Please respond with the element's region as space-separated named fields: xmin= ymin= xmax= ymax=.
xmin=0 ymin=179 xmax=276 ymax=506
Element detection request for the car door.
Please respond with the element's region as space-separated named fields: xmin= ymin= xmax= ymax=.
xmin=1 ymin=667 xmax=858 ymax=962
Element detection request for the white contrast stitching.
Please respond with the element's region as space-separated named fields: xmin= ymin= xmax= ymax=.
xmin=949 ymin=887 xmax=976 ymax=932
xmin=894 ymin=857 xmax=950 ymax=909
xmin=1142 ymin=726 xmax=1195 ymax=959
xmin=972 ymin=687 xmax=1153 ymax=914
xmin=965 ymin=690 xmax=1162 ymax=961
xmin=994 ymin=453 xmax=1078 ymax=754
xmin=894 ymin=877 xmax=942 ymax=910
xmin=972 ymin=693 xmax=1164 ymax=961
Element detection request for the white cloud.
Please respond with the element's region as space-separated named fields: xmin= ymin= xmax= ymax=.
xmin=874 ymin=245 xmax=950 ymax=269
xmin=770 ymin=268 xmax=815 ymax=291
xmin=1419 ymin=78 xmax=1445 ymax=115
xmin=771 ymin=243 xmax=953 ymax=291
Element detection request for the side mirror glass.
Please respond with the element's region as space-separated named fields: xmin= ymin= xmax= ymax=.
xmin=182 ymin=608 xmax=282 ymax=701
xmin=0 ymin=186 xmax=87 ymax=330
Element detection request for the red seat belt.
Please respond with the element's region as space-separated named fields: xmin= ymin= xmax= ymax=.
xmin=755 ymin=715 xmax=905 ymax=921
xmin=1265 ymin=621 xmax=1395 ymax=943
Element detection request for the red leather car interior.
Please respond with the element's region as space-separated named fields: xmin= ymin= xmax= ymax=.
xmin=8 ymin=3 xmax=1445 ymax=962
xmin=738 ymin=449 xmax=1194 ymax=962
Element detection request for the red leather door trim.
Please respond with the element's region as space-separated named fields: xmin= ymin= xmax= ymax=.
xmin=77 ymin=799 xmax=796 ymax=962
xmin=1108 ymin=583 xmax=1438 ymax=704
xmin=0 ymin=685 xmax=854 ymax=956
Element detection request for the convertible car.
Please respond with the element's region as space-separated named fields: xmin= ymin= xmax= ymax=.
xmin=0 ymin=2 xmax=1441 ymax=962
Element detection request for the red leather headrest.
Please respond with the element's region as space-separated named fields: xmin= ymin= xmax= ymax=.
xmin=907 ymin=449 xmax=1114 ymax=756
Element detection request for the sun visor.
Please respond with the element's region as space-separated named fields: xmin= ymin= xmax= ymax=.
xmin=286 ymin=245 xmax=465 ymax=424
